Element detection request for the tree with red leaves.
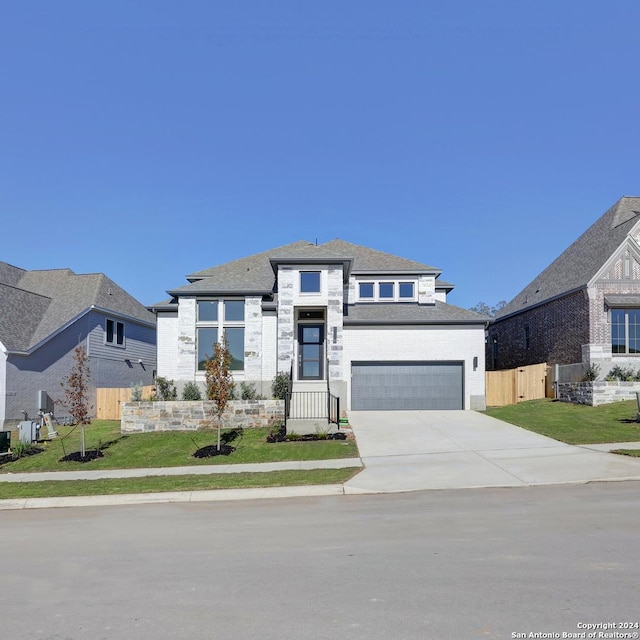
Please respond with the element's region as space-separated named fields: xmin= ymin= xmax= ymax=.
xmin=204 ymin=335 xmax=234 ymax=452
xmin=59 ymin=345 xmax=93 ymax=458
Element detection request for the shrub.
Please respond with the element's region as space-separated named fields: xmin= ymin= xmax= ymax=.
xmin=182 ymin=381 xmax=202 ymax=400
xmin=130 ymin=381 xmax=143 ymax=401
xmin=606 ymin=365 xmax=637 ymax=381
xmin=271 ymin=371 xmax=290 ymax=399
xmin=10 ymin=441 xmax=41 ymax=459
xmin=155 ymin=377 xmax=177 ymax=401
xmin=583 ymin=363 xmax=601 ymax=382
xmin=240 ymin=382 xmax=265 ymax=400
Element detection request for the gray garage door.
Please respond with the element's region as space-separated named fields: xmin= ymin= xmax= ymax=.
xmin=351 ymin=361 xmax=464 ymax=410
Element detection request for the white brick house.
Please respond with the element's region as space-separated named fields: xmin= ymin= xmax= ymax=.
xmin=151 ymin=240 xmax=488 ymax=412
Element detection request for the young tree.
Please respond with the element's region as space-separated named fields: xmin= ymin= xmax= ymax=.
xmin=204 ymin=335 xmax=234 ymax=451
xmin=59 ymin=345 xmax=93 ymax=458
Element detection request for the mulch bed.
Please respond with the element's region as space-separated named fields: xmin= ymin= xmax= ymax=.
xmin=59 ymin=450 xmax=104 ymax=463
xmin=266 ymin=431 xmax=348 ymax=443
xmin=193 ymin=444 xmax=236 ymax=458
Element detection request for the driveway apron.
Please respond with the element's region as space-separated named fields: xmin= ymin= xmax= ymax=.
xmin=344 ymin=410 xmax=640 ymax=493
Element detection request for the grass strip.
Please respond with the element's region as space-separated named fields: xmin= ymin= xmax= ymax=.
xmin=610 ymin=449 xmax=640 ymax=457
xmin=0 ymin=468 xmax=361 ymax=499
xmin=485 ymin=399 xmax=640 ymax=444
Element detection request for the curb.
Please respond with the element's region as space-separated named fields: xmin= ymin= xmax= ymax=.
xmin=0 ymin=484 xmax=350 ymax=511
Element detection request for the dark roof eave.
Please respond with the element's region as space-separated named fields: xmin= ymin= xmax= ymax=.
xmin=269 ymin=256 xmax=354 ymax=282
xmin=166 ymin=288 xmax=274 ymax=297
xmin=353 ymin=269 xmax=442 ymax=277
xmin=493 ymin=285 xmax=587 ymax=322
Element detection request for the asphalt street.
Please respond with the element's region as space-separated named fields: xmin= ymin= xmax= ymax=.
xmin=3 ymin=481 xmax=640 ymax=640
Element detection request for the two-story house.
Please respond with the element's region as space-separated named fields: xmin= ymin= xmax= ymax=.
xmin=152 ymin=240 xmax=488 ymax=412
xmin=0 ymin=261 xmax=156 ymax=428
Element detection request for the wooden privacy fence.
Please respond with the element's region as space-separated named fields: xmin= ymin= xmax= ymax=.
xmin=485 ymin=363 xmax=549 ymax=407
xmin=96 ymin=386 xmax=154 ymax=420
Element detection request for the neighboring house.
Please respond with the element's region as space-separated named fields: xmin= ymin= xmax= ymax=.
xmin=0 ymin=262 xmax=156 ymax=428
xmin=151 ymin=239 xmax=488 ymax=412
xmin=486 ymin=196 xmax=640 ymax=375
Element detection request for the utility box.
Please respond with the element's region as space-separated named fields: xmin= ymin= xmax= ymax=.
xmin=38 ymin=390 xmax=54 ymax=414
xmin=18 ymin=421 xmax=39 ymax=444
xmin=0 ymin=431 xmax=10 ymax=454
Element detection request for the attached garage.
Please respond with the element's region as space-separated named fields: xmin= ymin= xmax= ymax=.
xmin=351 ymin=361 xmax=464 ymax=410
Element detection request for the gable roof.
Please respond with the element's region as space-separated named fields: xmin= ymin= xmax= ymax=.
xmin=167 ymin=239 xmax=443 ymax=297
xmin=0 ymin=263 xmax=155 ymax=353
xmin=496 ymin=197 xmax=640 ymax=319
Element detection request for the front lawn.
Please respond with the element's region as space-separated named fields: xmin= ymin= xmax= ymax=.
xmin=0 ymin=421 xmax=359 ymax=474
xmin=485 ymin=399 xmax=640 ymax=445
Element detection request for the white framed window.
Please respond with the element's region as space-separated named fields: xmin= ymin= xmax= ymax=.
xmin=105 ymin=318 xmax=125 ymax=347
xmin=196 ymin=299 xmax=245 ymax=371
xmin=356 ymin=279 xmax=417 ymax=302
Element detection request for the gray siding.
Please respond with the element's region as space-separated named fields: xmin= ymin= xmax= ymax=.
xmin=88 ymin=311 xmax=156 ymax=365
xmin=3 ymin=311 xmax=156 ymax=427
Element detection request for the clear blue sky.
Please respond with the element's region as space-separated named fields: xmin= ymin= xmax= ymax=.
xmin=2 ymin=1 xmax=639 ymax=309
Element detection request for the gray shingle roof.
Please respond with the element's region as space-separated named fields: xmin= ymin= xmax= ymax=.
xmin=0 ymin=263 xmax=155 ymax=352
xmin=496 ymin=197 xmax=640 ymax=319
xmin=344 ymin=302 xmax=489 ymax=325
xmin=169 ymin=239 xmax=443 ymax=296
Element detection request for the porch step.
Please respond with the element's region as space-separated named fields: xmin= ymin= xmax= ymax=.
xmin=292 ymin=381 xmax=327 ymax=392
xmin=285 ymin=419 xmax=339 ymax=436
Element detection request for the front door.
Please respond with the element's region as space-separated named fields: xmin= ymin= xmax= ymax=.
xmin=298 ymin=324 xmax=324 ymax=380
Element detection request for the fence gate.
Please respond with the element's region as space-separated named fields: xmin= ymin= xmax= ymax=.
xmin=485 ymin=363 xmax=548 ymax=407
xmin=96 ymin=386 xmax=155 ymax=420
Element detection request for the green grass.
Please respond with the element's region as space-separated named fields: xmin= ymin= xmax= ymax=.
xmin=0 ymin=421 xmax=359 ymax=474
xmin=485 ymin=398 xmax=640 ymax=445
xmin=0 ymin=468 xmax=361 ymax=499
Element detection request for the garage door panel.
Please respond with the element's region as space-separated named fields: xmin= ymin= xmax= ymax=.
xmin=351 ymin=361 xmax=463 ymax=410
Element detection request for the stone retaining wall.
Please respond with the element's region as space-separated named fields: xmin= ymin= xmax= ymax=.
xmin=557 ymin=381 xmax=640 ymax=407
xmin=121 ymin=400 xmax=285 ymax=433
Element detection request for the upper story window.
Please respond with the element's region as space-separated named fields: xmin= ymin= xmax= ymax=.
xmin=357 ymin=279 xmax=417 ymax=302
xmin=612 ymin=308 xmax=640 ymax=354
xmin=379 ymin=282 xmax=394 ymax=299
xmin=359 ymin=283 xmax=374 ymax=299
xmin=196 ymin=299 xmax=245 ymax=371
xmin=399 ymin=282 xmax=414 ymax=299
xmin=105 ymin=319 xmax=125 ymax=347
xmin=300 ymin=271 xmax=321 ymax=293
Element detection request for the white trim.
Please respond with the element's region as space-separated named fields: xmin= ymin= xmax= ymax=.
xmin=356 ymin=277 xmax=418 ymax=302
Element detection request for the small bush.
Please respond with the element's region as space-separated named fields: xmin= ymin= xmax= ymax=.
xmin=240 ymin=382 xmax=265 ymax=400
xmin=314 ymin=424 xmax=330 ymax=439
xmin=10 ymin=441 xmax=42 ymax=459
xmin=272 ymin=371 xmax=290 ymax=399
xmin=182 ymin=381 xmax=202 ymax=401
xmin=583 ymin=363 xmax=601 ymax=382
xmin=130 ymin=382 xmax=143 ymax=402
xmin=155 ymin=377 xmax=178 ymax=401
xmin=607 ymin=365 xmax=637 ymax=382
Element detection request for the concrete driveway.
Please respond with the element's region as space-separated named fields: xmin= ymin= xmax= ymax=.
xmin=344 ymin=410 xmax=640 ymax=493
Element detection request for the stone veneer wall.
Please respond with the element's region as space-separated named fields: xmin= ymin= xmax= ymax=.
xmin=121 ymin=400 xmax=285 ymax=433
xmin=557 ymin=381 xmax=640 ymax=407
